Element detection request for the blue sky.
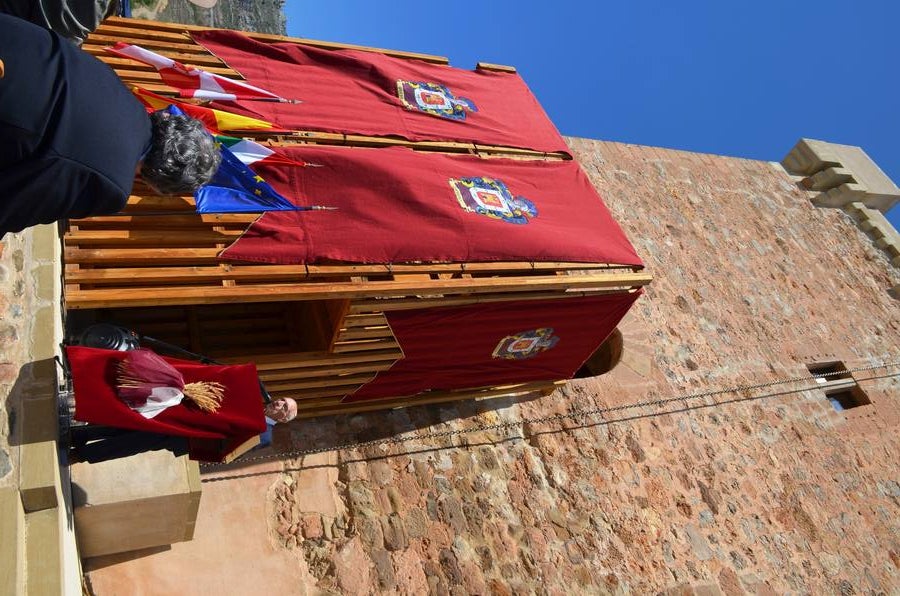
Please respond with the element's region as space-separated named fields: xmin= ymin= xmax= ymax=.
xmin=284 ymin=1 xmax=900 ymax=228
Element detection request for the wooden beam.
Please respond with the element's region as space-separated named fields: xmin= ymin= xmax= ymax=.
xmin=96 ymin=16 xmax=451 ymax=64
xmin=476 ymin=62 xmax=517 ymax=73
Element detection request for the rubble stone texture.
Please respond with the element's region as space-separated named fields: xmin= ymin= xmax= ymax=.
xmin=86 ymin=138 xmax=900 ymax=594
xmin=0 ymin=231 xmax=33 ymax=488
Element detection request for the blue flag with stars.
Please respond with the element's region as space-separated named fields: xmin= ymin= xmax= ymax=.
xmin=195 ymin=143 xmax=307 ymax=214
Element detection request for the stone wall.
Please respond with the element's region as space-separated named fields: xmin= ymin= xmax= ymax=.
xmin=133 ymin=0 xmax=286 ymax=35
xmin=85 ymin=139 xmax=900 ymax=595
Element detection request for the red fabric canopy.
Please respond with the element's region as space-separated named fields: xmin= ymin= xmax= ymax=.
xmin=67 ymin=347 xmax=267 ymax=460
xmin=219 ymin=145 xmax=643 ymax=267
xmin=345 ymin=292 xmax=641 ymax=403
xmin=192 ymin=30 xmax=569 ymax=154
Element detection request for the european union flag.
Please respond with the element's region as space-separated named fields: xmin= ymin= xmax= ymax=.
xmin=195 ymin=143 xmax=307 ymax=214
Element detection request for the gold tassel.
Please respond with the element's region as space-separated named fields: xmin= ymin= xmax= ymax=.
xmin=182 ymin=382 xmax=226 ymax=413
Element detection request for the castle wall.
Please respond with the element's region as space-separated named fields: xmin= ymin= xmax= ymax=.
xmin=85 ymin=138 xmax=900 ymax=595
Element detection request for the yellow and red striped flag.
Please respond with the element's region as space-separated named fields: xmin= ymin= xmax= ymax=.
xmin=132 ymin=87 xmax=283 ymax=134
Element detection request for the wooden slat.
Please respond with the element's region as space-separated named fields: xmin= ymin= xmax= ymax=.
xmin=335 ymin=326 xmax=392 ymax=341
xmin=348 ymin=287 xmax=640 ymax=313
xmin=236 ymin=348 xmax=401 ymax=370
xmin=265 ymin=373 xmax=376 ymax=392
xmin=258 ymin=360 xmax=393 ymax=382
xmin=85 ymin=33 xmax=201 ymax=54
xmin=66 ymin=272 xmax=651 ymax=309
xmin=65 ymin=247 xmax=221 ymax=266
xmin=96 ymin=56 xmax=235 ymax=75
xmin=333 ymin=338 xmax=399 ymax=353
xmin=84 ymin=47 xmax=229 ymax=68
xmin=93 ymin=23 xmax=194 ymax=43
xmin=341 ymin=314 xmax=389 ymax=328
xmin=65 ymin=229 xmax=242 ymax=246
xmin=71 ymin=214 xmax=258 ymax=228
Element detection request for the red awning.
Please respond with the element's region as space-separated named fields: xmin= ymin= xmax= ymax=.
xmin=220 ymin=145 xmax=644 ymax=267
xmin=345 ymin=292 xmax=641 ymax=402
xmin=192 ymin=30 xmax=569 ymax=154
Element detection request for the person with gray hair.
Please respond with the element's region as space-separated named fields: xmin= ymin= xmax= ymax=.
xmin=141 ymin=108 xmax=221 ymax=195
xmin=0 ymin=13 xmax=221 ymax=238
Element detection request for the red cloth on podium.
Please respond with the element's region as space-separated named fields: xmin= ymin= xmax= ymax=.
xmin=192 ymin=30 xmax=568 ymax=154
xmin=219 ymin=145 xmax=643 ymax=267
xmin=345 ymin=291 xmax=641 ymax=402
xmin=66 ymin=346 xmax=267 ymax=461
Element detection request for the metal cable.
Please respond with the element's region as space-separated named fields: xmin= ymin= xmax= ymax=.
xmin=201 ymin=360 xmax=900 ymax=468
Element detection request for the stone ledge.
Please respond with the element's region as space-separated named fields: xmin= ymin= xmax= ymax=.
xmin=843 ymin=202 xmax=900 ymax=270
xmin=783 ymin=139 xmax=900 ymax=213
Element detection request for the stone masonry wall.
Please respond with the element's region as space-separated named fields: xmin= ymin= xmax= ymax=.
xmin=86 ymin=139 xmax=900 ymax=595
xmin=0 ymin=225 xmax=63 ymax=490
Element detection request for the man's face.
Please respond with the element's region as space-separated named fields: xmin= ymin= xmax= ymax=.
xmin=266 ymin=398 xmax=298 ymax=423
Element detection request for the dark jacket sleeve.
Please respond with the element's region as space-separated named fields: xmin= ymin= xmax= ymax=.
xmin=0 ymin=155 xmax=127 ymax=236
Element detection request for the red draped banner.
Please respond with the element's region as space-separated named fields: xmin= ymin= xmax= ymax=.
xmin=219 ymin=146 xmax=643 ymax=266
xmin=192 ymin=30 xmax=569 ymax=154
xmin=67 ymin=347 xmax=267 ymax=460
xmin=345 ymin=292 xmax=641 ymax=402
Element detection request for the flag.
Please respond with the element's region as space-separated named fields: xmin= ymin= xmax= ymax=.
xmin=107 ymin=43 xmax=289 ymax=102
xmin=195 ymin=142 xmax=310 ymax=214
xmin=215 ymin=135 xmax=312 ymax=168
xmin=132 ymin=87 xmax=282 ymax=134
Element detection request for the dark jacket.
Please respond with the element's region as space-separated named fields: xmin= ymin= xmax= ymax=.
xmin=0 ymin=0 xmax=116 ymax=43
xmin=0 ymin=13 xmax=150 ymax=237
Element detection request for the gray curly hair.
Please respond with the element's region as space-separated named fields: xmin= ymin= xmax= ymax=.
xmin=140 ymin=110 xmax=221 ymax=194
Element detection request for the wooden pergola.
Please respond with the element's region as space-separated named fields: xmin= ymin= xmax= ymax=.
xmin=65 ymin=17 xmax=652 ymax=419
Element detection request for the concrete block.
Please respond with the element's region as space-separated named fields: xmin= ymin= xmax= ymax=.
xmin=72 ymin=451 xmax=202 ymax=558
xmin=29 ymin=224 xmax=59 ymax=262
xmin=0 ymin=487 xmax=25 ymax=596
xmin=33 ymin=264 xmax=58 ymax=302
xmin=19 ymin=440 xmax=59 ymax=513
xmin=31 ymin=307 xmax=59 ymax=361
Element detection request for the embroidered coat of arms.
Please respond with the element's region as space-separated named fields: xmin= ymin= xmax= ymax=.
xmin=449 ymin=177 xmax=538 ymax=225
xmin=492 ymin=328 xmax=560 ymax=360
xmin=397 ymin=80 xmax=477 ymax=121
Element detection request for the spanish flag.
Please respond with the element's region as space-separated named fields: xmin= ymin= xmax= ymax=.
xmin=132 ymin=87 xmax=282 ymax=134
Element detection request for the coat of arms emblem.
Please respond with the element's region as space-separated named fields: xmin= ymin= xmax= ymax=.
xmin=397 ymin=80 xmax=477 ymax=121
xmin=492 ymin=328 xmax=559 ymax=360
xmin=449 ymin=177 xmax=538 ymax=225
